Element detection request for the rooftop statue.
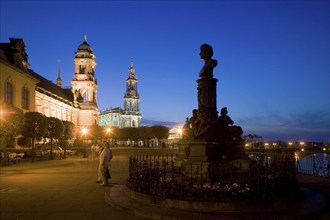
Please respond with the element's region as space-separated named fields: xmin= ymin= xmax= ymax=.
xmin=199 ymin=44 xmax=218 ymax=78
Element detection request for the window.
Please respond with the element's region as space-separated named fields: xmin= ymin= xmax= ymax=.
xmin=62 ymin=108 xmax=66 ymax=121
xmin=44 ymin=103 xmax=49 ymax=117
xmin=5 ymin=81 xmax=14 ymax=104
xmin=50 ymin=105 xmax=55 ymax=117
xmin=57 ymin=107 xmax=61 ymax=119
xmin=21 ymin=86 xmax=29 ymax=109
xmin=35 ymin=100 xmax=42 ymax=113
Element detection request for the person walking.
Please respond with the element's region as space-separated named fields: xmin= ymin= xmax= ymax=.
xmin=98 ymin=141 xmax=111 ymax=186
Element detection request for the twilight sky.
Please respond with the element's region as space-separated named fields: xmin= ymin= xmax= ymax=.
xmin=1 ymin=0 xmax=329 ymax=142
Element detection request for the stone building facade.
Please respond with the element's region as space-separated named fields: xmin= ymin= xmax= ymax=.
xmin=0 ymin=37 xmax=99 ymax=138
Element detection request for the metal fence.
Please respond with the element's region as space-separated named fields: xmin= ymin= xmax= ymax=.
xmin=297 ymin=153 xmax=330 ymax=177
xmin=127 ymin=151 xmax=299 ymax=202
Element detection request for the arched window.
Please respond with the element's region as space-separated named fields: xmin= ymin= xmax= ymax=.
xmin=57 ymin=107 xmax=61 ymax=119
xmin=44 ymin=103 xmax=49 ymax=117
xmin=83 ymin=91 xmax=87 ymax=103
xmin=62 ymin=108 xmax=66 ymax=121
xmin=21 ymin=86 xmax=29 ymax=110
xmin=66 ymin=110 xmax=70 ymax=121
xmin=50 ymin=105 xmax=55 ymax=117
xmin=5 ymin=79 xmax=14 ymax=104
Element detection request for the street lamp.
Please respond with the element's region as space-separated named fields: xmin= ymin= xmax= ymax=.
xmin=106 ymin=127 xmax=110 ymax=137
xmin=81 ymin=128 xmax=88 ymax=158
xmin=264 ymin=142 xmax=269 ymax=149
xmin=272 ymin=143 xmax=277 ymax=149
xmin=178 ymin=128 xmax=182 ymax=139
xmin=299 ymin=142 xmax=305 ymax=151
xmin=105 ymin=127 xmax=111 ymax=143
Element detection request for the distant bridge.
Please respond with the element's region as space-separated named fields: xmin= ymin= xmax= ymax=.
xmin=245 ymin=148 xmax=329 ymax=177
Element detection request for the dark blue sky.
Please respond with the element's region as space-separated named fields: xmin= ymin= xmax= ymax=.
xmin=1 ymin=0 xmax=329 ymax=142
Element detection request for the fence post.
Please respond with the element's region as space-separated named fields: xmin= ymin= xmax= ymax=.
xmin=328 ymin=155 xmax=330 ymax=177
xmin=313 ymin=154 xmax=316 ymax=176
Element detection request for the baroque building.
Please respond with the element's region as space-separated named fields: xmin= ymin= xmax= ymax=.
xmin=99 ymin=61 xmax=142 ymax=128
xmin=0 ymin=36 xmax=99 ymax=138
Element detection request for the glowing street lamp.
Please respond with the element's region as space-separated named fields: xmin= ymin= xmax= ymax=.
xmin=105 ymin=127 xmax=111 ymax=142
xmin=272 ymin=143 xmax=277 ymax=149
xmin=264 ymin=142 xmax=269 ymax=149
xmin=288 ymin=142 xmax=293 ymax=148
xmin=81 ymin=128 xmax=88 ymax=158
xmin=178 ymin=128 xmax=182 ymax=139
xmin=299 ymin=142 xmax=305 ymax=151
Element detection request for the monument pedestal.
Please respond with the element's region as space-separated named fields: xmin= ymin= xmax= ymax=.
xmin=176 ymin=140 xmax=218 ymax=163
xmin=176 ymin=140 xmax=220 ymax=181
xmin=187 ymin=140 xmax=212 ymax=162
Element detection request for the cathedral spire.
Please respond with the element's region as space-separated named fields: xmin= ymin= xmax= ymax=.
xmin=129 ymin=58 xmax=135 ymax=76
xmin=56 ymin=59 xmax=63 ymax=88
xmin=123 ymin=60 xmax=141 ymax=127
xmin=84 ymin=34 xmax=87 ymax=42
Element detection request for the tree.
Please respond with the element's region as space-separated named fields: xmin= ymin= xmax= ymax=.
xmin=62 ymin=121 xmax=75 ymax=140
xmin=150 ymin=125 xmax=169 ymax=139
xmin=61 ymin=121 xmax=75 ymax=158
xmin=0 ymin=103 xmax=24 ymax=149
xmin=21 ymin=112 xmax=47 ymax=162
xmin=17 ymin=136 xmax=28 ymax=148
xmin=150 ymin=125 xmax=169 ymax=147
xmin=44 ymin=117 xmax=64 ymax=160
xmin=90 ymin=124 xmax=103 ymax=144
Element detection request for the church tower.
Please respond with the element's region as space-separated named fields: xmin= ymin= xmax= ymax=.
xmin=122 ymin=60 xmax=141 ymax=127
xmin=71 ymin=35 xmax=99 ymax=126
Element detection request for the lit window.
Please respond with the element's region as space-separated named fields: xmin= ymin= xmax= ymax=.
xmin=21 ymin=86 xmax=29 ymax=109
xmin=5 ymin=81 xmax=14 ymax=104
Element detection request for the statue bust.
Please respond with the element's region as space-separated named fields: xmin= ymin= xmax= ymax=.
xmin=199 ymin=44 xmax=218 ymax=78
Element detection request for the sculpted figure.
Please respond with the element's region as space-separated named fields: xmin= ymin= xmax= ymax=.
xmin=182 ymin=117 xmax=190 ymax=139
xmin=199 ymin=44 xmax=218 ymax=78
xmin=218 ymin=107 xmax=234 ymax=128
xmin=189 ymin=109 xmax=199 ymax=139
xmin=218 ymin=107 xmax=243 ymax=141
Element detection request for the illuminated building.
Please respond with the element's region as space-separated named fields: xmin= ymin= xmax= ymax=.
xmin=99 ymin=61 xmax=141 ymax=128
xmin=0 ymin=37 xmax=99 ymax=148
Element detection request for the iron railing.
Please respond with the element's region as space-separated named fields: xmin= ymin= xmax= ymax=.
xmin=127 ymin=151 xmax=299 ymax=202
xmin=297 ymin=153 xmax=330 ymax=177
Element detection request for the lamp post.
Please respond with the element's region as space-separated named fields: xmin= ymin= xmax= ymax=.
xmin=106 ymin=127 xmax=110 ymax=140
xmin=264 ymin=142 xmax=269 ymax=149
xmin=178 ymin=128 xmax=182 ymax=139
xmin=105 ymin=127 xmax=111 ymax=145
xmin=81 ymin=128 xmax=88 ymax=158
xmin=300 ymin=142 xmax=305 ymax=151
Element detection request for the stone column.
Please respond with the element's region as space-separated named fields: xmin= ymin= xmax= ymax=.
xmin=194 ymin=77 xmax=219 ymax=140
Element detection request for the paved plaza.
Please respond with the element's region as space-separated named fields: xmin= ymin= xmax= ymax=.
xmin=0 ymin=150 xmax=146 ymax=220
xmin=1 ymin=148 xmax=330 ymax=220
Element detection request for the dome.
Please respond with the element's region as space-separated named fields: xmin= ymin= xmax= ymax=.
xmin=78 ymin=41 xmax=93 ymax=52
xmin=77 ymin=35 xmax=93 ymax=53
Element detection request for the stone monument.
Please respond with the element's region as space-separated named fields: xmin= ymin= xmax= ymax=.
xmin=177 ymin=44 xmax=247 ymax=171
